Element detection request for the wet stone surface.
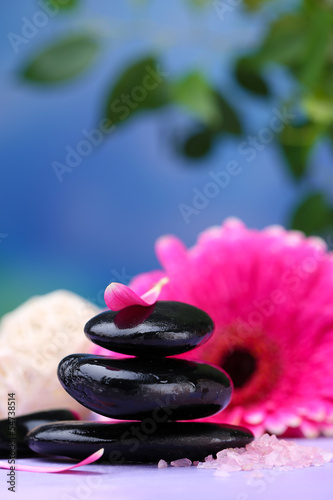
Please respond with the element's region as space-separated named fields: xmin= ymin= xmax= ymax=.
xmin=57 ymin=354 xmax=232 ymax=420
xmin=0 ymin=409 xmax=78 ymax=457
xmin=84 ymin=301 xmax=214 ymax=357
xmin=26 ymin=421 xmax=254 ymax=463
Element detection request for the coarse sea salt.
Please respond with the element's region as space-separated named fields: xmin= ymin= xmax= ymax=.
xmin=196 ymin=434 xmax=333 ymax=472
xmin=171 ymin=458 xmax=192 ymax=467
xmin=158 ymin=459 xmax=168 ymax=468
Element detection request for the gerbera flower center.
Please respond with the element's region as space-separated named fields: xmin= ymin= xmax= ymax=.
xmin=197 ymin=322 xmax=281 ymax=407
xmin=221 ymin=348 xmax=257 ymax=389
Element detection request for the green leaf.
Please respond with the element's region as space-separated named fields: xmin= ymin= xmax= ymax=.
xmin=47 ymin=0 xmax=78 ymax=10
xmin=299 ymin=8 xmax=333 ymax=89
xmin=243 ymin=0 xmax=268 ymax=10
xmin=22 ymin=34 xmax=99 ymax=83
xmin=104 ymin=56 xmax=170 ymax=127
xmin=171 ymin=75 xmax=242 ymax=134
xmin=281 ymin=143 xmax=310 ymax=180
xmin=171 ymin=72 xmax=220 ymax=126
xmin=279 ymin=122 xmax=319 ymax=180
xmin=316 ymin=64 xmax=333 ymax=98
xmin=328 ymin=125 xmax=333 ymax=142
xmin=254 ymin=15 xmax=307 ymax=68
xmin=181 ymin=128 xmax=213 ymax=159
xmin=214 ymin=92 xmax=243 ymax=136
xmin=186 ymin=0 xmax=211 ymax=6
xmin=235 ymin=57 xmax=270 ymax=96
xmin=291 ymin=192 xmax=333 ymax=235
xmin=302 ymin=94 xmax=333 ymax=125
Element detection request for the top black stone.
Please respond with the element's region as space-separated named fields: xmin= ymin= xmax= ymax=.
xmin=84 ymin=301 xmax=214 ymax=356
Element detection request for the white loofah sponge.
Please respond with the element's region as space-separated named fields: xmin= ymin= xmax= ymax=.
xmin=0 ymin=290 xmax=101 ymax=418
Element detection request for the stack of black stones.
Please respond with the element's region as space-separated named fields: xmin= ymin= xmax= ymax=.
xmin=27 ymin=301 xmax=253 ymax=463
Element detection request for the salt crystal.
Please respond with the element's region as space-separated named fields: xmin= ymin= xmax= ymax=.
xmin=216 ymin=449 xmax=228 ymax=460
xmin=157 ymin=459 xmax=168 ymax=468
xmin=197 ymin=461 xmax=216 ymax=469
xmin=196 ymin=434 xmax=333 ymax=473
xmin=171 ymin=458 xmax=192 ymax=467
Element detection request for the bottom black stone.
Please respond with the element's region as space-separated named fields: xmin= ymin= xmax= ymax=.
xmin=0 ymin=409 xmax=79 ymax=458
xmin=26 ymin=421 xmax=254 ymax=463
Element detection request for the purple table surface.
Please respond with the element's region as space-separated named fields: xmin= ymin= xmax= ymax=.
xmin=1 ymin=438 xmax=333 ymax=500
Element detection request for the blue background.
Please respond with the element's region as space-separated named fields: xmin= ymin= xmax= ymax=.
xmin=1 ymin=0 xmax=331 ymax=316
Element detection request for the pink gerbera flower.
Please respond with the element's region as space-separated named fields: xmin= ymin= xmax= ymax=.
xmin=124 ymin=218 xmax=333 ymax=438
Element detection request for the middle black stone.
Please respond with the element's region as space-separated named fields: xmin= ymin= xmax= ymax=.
xmin=58 ymin=355 xmax=232 ymax=420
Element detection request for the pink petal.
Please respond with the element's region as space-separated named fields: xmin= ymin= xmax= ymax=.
xmin=104 ymin=277 xmax=168 ymax=311
xmin=244 ymin=410 xmax=266 ymax=425
xmin=0 ymin=448 xmax=104 ymax=473
xmin=155 ymin=235 xmax=188 ymax=271
xmin=141 ymin=277 xmax=169 ymax=303
xmin=130 ymin=270 xmax=166 ymax=297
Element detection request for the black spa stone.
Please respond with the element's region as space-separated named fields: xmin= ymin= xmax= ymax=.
xmin=0 ymin=409 xmax=79 ymax=458
xmin=26 ymin=421 xmax=254 ymax=463
xmin=84 ymin=301 xmax=214 ymax=357
xmin=58 ymin=355 xmax=232 ymax=420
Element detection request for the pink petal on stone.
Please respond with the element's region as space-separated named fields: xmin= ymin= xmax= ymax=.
xmin=140 ymin=277 xmax=169 ymax=304
xmin=0 ymin=448 xmax=104 ymax=473
xmin=104 ymin=277 xmax=169 ymax=311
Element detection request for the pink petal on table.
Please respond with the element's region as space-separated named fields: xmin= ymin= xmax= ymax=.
xmin=0 ymin=448 xmax=104 ymax=473
xmin=104 ymin=277 xmax=169 ymax=311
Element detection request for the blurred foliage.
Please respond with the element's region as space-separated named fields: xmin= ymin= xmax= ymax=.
xmin=104 ymin=56 xmax=170 ymax=127
xmin=22 ymin=34 xmax=99 ymax=83
xmin=291 ymin=192 xmax=333 ymax=235
xmin=235 ymin=58 xmax=269 ymax=96
xmin=279 ymin=121 xmax=320 ymax=180
xmin=170 ymin=72 xmax=220 ymax=126
xmin=49 ymin=0 xmax=78 ymax=9
xmin=242 ymin=0 xmax=267 ymax=10
xmin=180 ymin=127 xmax=213 ymax=159
xmin=21 ymin=0 xmax=333 ymax=236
